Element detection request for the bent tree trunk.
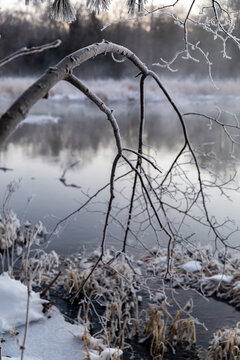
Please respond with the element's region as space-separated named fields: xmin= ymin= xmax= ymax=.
xmin=0 ymin=41 xmax=148 ymax=146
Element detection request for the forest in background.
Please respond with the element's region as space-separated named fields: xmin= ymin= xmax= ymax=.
xmin=0 ymin=2 xmax=240 ymax=79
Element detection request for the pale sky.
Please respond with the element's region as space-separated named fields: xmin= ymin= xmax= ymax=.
xmin=0 ymin=0 xmax=203 ymax=29
xmin=0 ymin=0 xmax=79 ymax=11
xmin=0 ymin=0 xmax=78 ymax=10
xmin=0 ymin=0 xmax=201 ymax=13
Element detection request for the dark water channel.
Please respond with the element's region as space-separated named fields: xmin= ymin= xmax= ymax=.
xmin=1 ymin=95 xmax=240 ymax=357
xmin=129 ymin=288 xmax=240 ymax=359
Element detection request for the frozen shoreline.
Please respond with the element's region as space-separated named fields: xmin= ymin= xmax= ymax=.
xmin=1 ymin=241 xmax=240 ymax=360
xmin=1 ymin=76 xmax=240 ymax=104
xmin=0 ymin=274 xmax=122 ymax=360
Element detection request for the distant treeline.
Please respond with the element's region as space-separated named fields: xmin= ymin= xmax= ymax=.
xmin=0 ymin=5 xmax=240 ymax=79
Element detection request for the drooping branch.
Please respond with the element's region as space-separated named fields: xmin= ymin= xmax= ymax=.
xmin=122 ymin=74 xmax=146 ymax=252
xmin=65 ymin=73 xmax=122 ymax=153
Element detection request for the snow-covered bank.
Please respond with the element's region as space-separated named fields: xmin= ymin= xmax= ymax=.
xmin=3 ymin=306 xmax=85 ymax=360
xmin=3 ymin=307 xmax=122 ymax=360
xmin=0 ymin=273 xmax=122 ymax=360
xmin=1 ymin=76 xmax=240 ymax=103
xmin=0 ymin=273 xmax=46 ymax=332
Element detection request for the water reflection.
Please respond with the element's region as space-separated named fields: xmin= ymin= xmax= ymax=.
xmin=3 ymin=101 xmax=185 ymax=162
xmin=1 ymin=99 xmax=239 ymax=172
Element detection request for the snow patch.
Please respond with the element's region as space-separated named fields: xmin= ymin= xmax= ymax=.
xmin=87 ymin=348 xmax=123 ymax=360
xmin=152 ymin=256 xmax=168 ymax=265
xmin=205 ymin=274 xmax=233 ymax=283
xmin=179 ymin=261 xmax=202 ymax=273
xmin=2 ymin=307 xmax=86 ymax=360
xmin=3 ymin=358 xmax=41 ymax=360
xmin=0 ymin=273 xmax=46 ymax=332
xmin=0 ymin=273 xmax=122 ymax=360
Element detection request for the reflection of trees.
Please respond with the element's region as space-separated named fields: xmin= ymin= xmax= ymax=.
xmin=7 ymin=108 xmax=112 ymax=159
xmin=4 ymin=103 xmax=184 ymax=157
xmin=3 ymin=102 xmax=239 ymax=174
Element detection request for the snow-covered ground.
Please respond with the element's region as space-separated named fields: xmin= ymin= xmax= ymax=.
xmin=1 ymin=76 xmax=240 ymax=103
xmin=0 ymin=273 xmax=46 ymax=332
xmin=0 ymin=273 xmax=121 ymax=360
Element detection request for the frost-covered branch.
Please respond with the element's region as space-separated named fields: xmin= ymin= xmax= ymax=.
xmin=0 ymin=41 xmax=148 ymax=146
xmin=0 ymin=39 xmax=61 ymax=68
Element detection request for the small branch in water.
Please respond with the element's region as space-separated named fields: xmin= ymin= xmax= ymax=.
xmin=0 ymin=166 xmax=13 ymax=172
xmin=59 ymin=179 xmax=82 ymax=189
xmin=59 ymin=160 xmax=80 ymax=182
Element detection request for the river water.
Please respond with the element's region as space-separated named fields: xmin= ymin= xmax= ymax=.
xmin=0 ymin=94 xmax=240 ymax=254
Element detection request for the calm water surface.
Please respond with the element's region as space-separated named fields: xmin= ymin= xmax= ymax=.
xmin=0 ymin=96 xmax=239 ymax=254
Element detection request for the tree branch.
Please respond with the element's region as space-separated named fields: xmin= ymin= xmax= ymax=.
xmin=0 ymin=40 xmax=148 ymax=146
xmin=0 ymin=39 xmax=61 ymax=68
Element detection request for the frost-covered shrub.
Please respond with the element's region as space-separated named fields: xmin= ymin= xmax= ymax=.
xmin=0 ymin=209 xmax=60 ymax=287
xmin=58 ymin=249 xmax=141 ymax=298
xmin=56 ymin=248 xmax=199 ymax=358
xmin=22 ymin=249 xmax=60 ymax=286
xmin=141 ymin=245 xmax=240 ymax=310
xmin=0 ymin=211 xmax=20 ymax=250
